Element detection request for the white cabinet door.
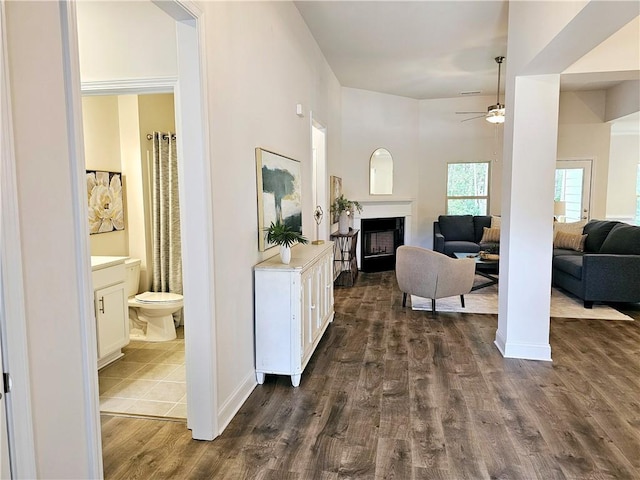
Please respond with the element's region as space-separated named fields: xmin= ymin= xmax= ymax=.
xmin=301 ymin=268 xmax=314 ymax=362
xmin=311 ymin=262 xmax=322 ymax=341
xmin=95 ymin=283 xmax=128 ymax=359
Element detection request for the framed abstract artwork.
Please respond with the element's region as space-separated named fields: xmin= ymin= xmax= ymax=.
xmin=86 ymin=170 xmax=125 ymax=234
xmin=256 ymin=148 xmax=302 ymax=251
xmin=330 ymin=175 xmax=342 ymax=224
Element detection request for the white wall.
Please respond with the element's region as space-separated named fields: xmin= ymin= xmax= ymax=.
xmin=417 ymin=95 xmax=504 ymax=248
xmin=202 ymin=1 xmax=342 ymax=409
xmin=607 ymin=130 xmax=640 ymax=221
xmin=557 ymin=90 xmax=612 ymax=220
xmin=339 ymin=87 xmax=419 ymax=199
xmin=76 ymin=1 xmax=177 ymax=82
xmin=6 ymin=2 xmax=98 ymax=477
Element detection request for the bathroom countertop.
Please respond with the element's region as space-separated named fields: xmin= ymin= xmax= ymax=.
xmin=91 ymin=256 xmax=128 ymax=271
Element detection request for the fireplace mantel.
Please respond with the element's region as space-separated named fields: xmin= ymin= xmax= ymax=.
xmin=353 ymin=200 xmax=413 ymax=268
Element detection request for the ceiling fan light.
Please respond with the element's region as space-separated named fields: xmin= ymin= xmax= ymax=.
xmin=485 ymin=104 xmax=505 ymax=124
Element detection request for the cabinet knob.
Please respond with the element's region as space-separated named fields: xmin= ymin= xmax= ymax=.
xmin=99 ymin=297 xmax=105 ymax=314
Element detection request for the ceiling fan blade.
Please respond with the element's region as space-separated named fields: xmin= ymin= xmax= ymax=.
xmin=460 ymin=115 xmax=485 ymax=123
xmin=456 ymin=111 xmax=485 ymax=114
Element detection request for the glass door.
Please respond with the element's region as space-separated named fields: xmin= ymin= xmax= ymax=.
xmin=555 ymin=160 xmax=592 ymax=222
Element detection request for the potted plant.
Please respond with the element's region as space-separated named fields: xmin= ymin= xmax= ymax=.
xmin=331 ymin=194 xmax=363 ymax=234
xmin=265 ymin=219 xmax=308 ymax=264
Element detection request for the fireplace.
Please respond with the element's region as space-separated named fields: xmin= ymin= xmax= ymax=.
xmin=360 ymin=217 xmax=404 ymax=272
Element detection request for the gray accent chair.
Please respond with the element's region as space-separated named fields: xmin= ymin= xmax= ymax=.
xmin=396 ymin=246 xmax=476 ymax=313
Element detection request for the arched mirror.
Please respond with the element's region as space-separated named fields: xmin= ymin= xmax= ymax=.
xmin=369 ymin=148 xmax=393 ymax=195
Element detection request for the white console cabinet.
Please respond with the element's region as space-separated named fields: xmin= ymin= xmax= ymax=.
xmin=254 ymin=243 xmax=334 ymax=387
xmin=91 ymin=256 xmax=129 ymax=369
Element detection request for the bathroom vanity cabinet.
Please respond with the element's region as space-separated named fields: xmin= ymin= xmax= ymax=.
xmin=91 ymin=256 xmax=129 ymax=369
xmin=254 ymin=243 xmax=334 ymax=387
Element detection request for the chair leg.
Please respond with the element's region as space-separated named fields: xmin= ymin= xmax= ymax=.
xmin=431 ymin=298 xmax=436 ymax=313
xmin=402 ymin=292 xmax=407 ymax=307
xmin=460 ymin=295 xmax=465 ymax=308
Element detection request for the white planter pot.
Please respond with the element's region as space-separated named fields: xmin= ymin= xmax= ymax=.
xmin=338 ymin=211 xmax=350 ymax=234
xmin=279 ymin=245 xmax=291 ymax=264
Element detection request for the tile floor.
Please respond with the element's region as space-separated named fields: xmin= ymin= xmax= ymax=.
xmin=98 ymin=327 xmax=186 ymax=419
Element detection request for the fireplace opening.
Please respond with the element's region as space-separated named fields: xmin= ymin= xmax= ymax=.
xmin=361 ymin=217 xmax=404 ymax=272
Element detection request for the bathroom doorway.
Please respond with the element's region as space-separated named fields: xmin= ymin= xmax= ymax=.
xmin=81 ymin=92 xmax=187 ymax=418
xmin=73 ymin=0 xmax=218 ymax=445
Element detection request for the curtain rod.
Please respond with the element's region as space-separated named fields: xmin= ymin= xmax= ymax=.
xmin=146 ymin=133 xmax=176 ymax=141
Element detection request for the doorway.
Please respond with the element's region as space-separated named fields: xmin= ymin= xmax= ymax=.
xmin=312 ymin=118 xmax=327 ymax=241
xmin=73 ymin=1 xmax=218 ymax=443
xmin=556 ymin=159 xmax=593 ymax=222
xmin=81 ymin=93 xmax=187 ymax=418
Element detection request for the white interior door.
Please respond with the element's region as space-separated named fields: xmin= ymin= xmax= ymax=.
xmin=556 ymin=160 xmax=592 ymax=222
xmin=0 ymin=276 xmax=12 ymax=479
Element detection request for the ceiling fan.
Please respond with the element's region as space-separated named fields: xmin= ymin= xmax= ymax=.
xmin=456 ymin=56 xmax=505 ymax=124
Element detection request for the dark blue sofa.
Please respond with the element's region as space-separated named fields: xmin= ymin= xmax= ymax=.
xmin=552 ymin=220 xmax=640 ymax=308
xmin=433 ymin=215 xmax=494 ymax=256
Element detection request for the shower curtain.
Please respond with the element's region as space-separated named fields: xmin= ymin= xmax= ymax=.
xmin=151 ymin=132 xmax=183 ymax=325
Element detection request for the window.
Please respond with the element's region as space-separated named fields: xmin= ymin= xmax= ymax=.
xmin=446 ymin=162 xmax=490 ymax=215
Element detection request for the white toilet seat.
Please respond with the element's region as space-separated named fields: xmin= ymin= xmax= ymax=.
xmin=128 ymin=292 xmax=183 ymax=310
xmin=134 ymin=291 xmax=183 ymax=303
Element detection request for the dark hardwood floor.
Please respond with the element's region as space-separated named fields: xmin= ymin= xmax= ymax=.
xmin=101 ymin=272 xmax=640 ymax=479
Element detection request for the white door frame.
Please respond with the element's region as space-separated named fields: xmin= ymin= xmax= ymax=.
xmin=556 ymin=159 xmax=593 ymax=221
xmin=0 ymin=0 xmax=38 ymax=476
xmin=311 ymin=114 xmax=328 ymax=241
xmin=68 ymin=0 xmax=219 ymax=446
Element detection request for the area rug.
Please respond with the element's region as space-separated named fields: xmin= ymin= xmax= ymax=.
xmin=411 ymin=279 xmax=633 ymax=321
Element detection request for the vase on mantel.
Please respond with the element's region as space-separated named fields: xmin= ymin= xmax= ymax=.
xmin=338 ymin=211 xmax=350 ymax=234
xmin=279 ymin=245 xmax=291 ymax=264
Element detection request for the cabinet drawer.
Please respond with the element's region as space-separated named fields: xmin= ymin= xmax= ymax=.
xmin=92 ymin=263 xmax=125 ymax=290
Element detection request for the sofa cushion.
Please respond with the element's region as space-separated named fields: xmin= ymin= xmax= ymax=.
xmin=473 ymin=216 xmax=492 ymax=243
xmin=490 ymin=215 xmax=501 ymax=228
xmin=444 ymin=241 xmax=481 ymax=256
xmin=554 ymin=231 xmax=587 ymax=252
xmin=599 ymin=223 xmax=640 ymax=255
xmin=438 ymin=215 xmax=474 ymax=242
xmin=552 ymin=255 xmax=583 ymax=279
xmin=553 ymin=248 xmax=583 ymax=257
xmin=583 ymin=220 xmax=619 ymax=253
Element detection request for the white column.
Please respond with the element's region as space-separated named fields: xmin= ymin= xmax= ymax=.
xmin=495 ymin=74 xmax=560 ymax=361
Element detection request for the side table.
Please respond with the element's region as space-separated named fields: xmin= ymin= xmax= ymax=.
xmin=330 ymin=229 xmax=359 ymax=287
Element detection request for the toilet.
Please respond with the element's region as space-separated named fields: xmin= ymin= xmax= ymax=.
xmin=125 ymin=258 xmax=184 ymax=342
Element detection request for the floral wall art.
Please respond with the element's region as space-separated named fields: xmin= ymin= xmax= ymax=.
xmin=86 ymin=170 xmax=124 ymax=234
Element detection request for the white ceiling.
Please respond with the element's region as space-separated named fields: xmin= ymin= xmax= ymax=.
xmin=295 ymin=1 xmax=509 ymax=100
xmin=295 ymin=1 xmax=638 ymax=103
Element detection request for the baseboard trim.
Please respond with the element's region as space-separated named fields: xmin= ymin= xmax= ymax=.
xmin=494 ymin=332 xmax=552 ymax=361
xmin=217 ymin=371 xmax=257 ymax=435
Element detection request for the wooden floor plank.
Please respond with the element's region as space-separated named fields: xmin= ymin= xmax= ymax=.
xmin=101 ymin=271 xmax=640 ymax=480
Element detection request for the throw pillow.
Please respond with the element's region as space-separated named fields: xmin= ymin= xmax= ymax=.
xmin=599 ymin=223 xmax=640 ymax=255
xmin=490 ymin=216 xmax=501 ymax=229
xmin=554 ymin=231 xmax=587 ymax=252
xmin=480 ymin=227 xmax=500 ymax=243
xmin=553 ymin=220 xmax=586 ymax=240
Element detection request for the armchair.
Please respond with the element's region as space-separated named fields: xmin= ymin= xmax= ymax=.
xmin=396 ymin=246 xmax=476 ymax=313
